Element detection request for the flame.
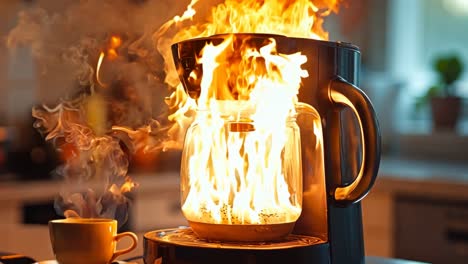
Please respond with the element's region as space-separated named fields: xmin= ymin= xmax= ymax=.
xmin=179 ymin=36 xmax=308 ymax=225
xmin=155 ymin=0 xmax=340 ymax=225
xmin=109 ymin=176 xmax=139 ymax=196
xmin=163 ymin=0 xmax=340 ymax=42
xmin=96 ymin=51 xmax=107 ymax=87
xmin=155 ymin=0 xmax=340 ymax=144
xmin=108 ymin=35 xmax=122 ymax=59
xmin=157 ymin=0 xmax=200 ymax=37
xmin=148 ymin=0 xmax=341 ymax=226
xmin=96 ymin=35 xmax=122 ymax=88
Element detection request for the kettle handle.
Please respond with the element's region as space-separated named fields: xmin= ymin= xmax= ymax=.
xmin=329 ymin=77 xmax=381 ymax=204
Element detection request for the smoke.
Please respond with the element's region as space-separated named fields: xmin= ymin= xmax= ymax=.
xmin=32 ymin=96 xmax=136 ymax=223
xmin=5 ymin=0 xmax=193 ymax=226
xmin=6 ymin=0 xmax=187 ymax=105
xmin=5 ymin=0 xmax=340 ymax=226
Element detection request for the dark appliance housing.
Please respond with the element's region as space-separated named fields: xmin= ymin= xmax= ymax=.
xmin=144 ymin=34 xmax=381 ymax=264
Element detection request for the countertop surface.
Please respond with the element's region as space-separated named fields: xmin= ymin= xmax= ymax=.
xmin=31 ymin=256 xmax=427 ymax=264
xmin=373 ymin=156 xmax=468 ymax=200
xmin=379 ymin=156 xmax=468 ymax=183
xmin=366 ymin=256 xmax=428 ymax=264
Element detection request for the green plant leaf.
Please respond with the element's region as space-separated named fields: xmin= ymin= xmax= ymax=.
xmin=414 ymin=53 xmax=464 ymax=110
xmin=414 ymin=85 xmax=442 ymax=111
xmin=434 ymin=55 xmax=464 ymax=89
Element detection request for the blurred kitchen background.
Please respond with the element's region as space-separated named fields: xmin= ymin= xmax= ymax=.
xmin=0 ymin=0 xmax=467 ymax=263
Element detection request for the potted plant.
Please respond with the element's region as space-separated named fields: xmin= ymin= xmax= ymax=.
xmin=416 ymin=54 xmax=464 ymax=131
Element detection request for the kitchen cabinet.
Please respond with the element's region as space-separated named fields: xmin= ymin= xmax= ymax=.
xmin=361 ymin=158 xmax=468 ymax=263
xmin=395 ymin=196 xmax=468 ymax=264
xmin=362 ymin=189 xmax=394 ymax=257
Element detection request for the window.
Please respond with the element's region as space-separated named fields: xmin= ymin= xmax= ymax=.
xmin=327 ymin=0 xmax=468 ymax=159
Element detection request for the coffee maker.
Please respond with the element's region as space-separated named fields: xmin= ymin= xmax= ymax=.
xmin=144 ymin=34 xmax=381 ymax=264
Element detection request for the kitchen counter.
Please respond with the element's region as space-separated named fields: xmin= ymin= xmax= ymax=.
xmin=1 ymin=157 xmax=467 ymax=261
xmin=2 ymin=256 xmax=427 ymax=264
xmin=373 ymin=156 xmax=468 ymax=200
xmin=380 ymin=157 xmax=468 ymax=182
xmin=366 ymin=256 xmax=428 ymax=264
xmin=362 ymin=157 xmax=468 ymax=263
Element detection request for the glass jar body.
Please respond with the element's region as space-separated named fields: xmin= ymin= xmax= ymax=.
xmin=180 ymin=107 xmax=304 ymax=241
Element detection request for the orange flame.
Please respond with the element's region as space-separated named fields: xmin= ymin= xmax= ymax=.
xmin=147 ymin=0 xmax=341 ymax=155
xmin=158 ymin=0 xmax=341 ymax=113
xmin=163 ymin=0 xmax=340 ymax=42
xmin=96 ymin=35 xmax=122 ymax=88
xmin=109 ymin=176 xmax=139 ymax=196
xmin=180 ymin=36 xmax=308 ymax=225
xmin=96 ymin=51 xmax=107 ymax=87
xmin=107 ymin=35 xmax=121 ymax=60
xmin=156 ymin=0 xmax=340 ymax=225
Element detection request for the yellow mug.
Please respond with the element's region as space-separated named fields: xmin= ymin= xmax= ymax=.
xmin=49 ymin=218 xmax=138 ymax=264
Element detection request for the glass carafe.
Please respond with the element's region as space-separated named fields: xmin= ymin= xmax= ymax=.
xmin=180 ymin=100 xmax=322 ymax=242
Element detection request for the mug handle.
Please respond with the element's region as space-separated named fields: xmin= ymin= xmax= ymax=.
xmin=111 ymin=231 xmax=138 ymax=262
xmin=328 ymin=77 xmax=381 ymax=204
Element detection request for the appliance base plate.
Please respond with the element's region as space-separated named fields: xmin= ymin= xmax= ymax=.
xmin=143 ymin=227 xmax=330 ymax=264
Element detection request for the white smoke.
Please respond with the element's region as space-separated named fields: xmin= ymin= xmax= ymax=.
xmin=4 ymin=0 xmax=193 ymax=225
